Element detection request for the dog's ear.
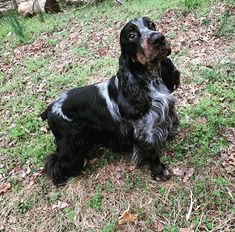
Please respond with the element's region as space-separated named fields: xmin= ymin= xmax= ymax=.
xmin=161 ymin=58 xmax=180 ymax=92
xmin=117 ymin=55 xmax=151 ymax=119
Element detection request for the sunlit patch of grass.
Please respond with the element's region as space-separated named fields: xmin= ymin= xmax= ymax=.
xmin=23 ymin=57 xmax=49 ymax=73
xmin=89 ymin=57 xmax=118 ymax=79
xmin=184 ymin=0 xmax=201 ymax=10
xmin=72 ymin=46 xmax=93 ymax=58
xmin=45 ymin=38 xmax=58 ymax=46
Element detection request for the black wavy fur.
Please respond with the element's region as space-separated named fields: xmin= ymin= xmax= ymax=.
xmin=161 ymin=57 xmax=180 ymax=92
xmin=41 ymin=17 xmax=180 ymax=185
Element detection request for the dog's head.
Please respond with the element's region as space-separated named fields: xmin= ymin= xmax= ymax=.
xmin=120 ymin=17 xmax=171 ymax=66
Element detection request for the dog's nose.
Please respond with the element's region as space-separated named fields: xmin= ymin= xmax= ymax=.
xmin=150 ymin=33 xmax=165 ymax=46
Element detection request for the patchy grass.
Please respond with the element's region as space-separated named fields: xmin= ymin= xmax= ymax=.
xmin=0 ymin=0 xmax=235 ymax=231
xmin=86 ymin=185 xmax=103 ymax=211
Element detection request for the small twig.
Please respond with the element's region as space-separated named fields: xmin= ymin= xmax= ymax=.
xmin=156 ymin=219 xmax=167 ymax=225
xmin=139 ymin=198 xmax=152 ymax=208
xmin=186 ymin=189 xmax=194 ymax=221
xmin=226 ymin=187 xmax=234 ymax=199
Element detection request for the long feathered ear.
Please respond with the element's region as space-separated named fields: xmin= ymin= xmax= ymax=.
xmin=117 ymin=54 xmax=151 ymax=119
xmin=161 ymin=57 xmax=180 ymax=92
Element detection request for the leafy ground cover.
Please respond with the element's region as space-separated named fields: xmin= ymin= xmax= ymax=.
xmin=0 ymin=0 xmax=234 ymax=231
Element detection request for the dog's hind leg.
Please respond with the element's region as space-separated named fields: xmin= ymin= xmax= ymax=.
xmin=44 ymin=136 xmax=87 ymax=185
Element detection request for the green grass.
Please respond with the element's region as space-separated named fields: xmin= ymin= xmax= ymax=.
xmin=5 ymin=12 xmax=25 ymax=41
xmin=101 ymin=221 xmax=116 ymax=232
xmin=166 ymin=62 xmax=235 ymax=166
xmin=86 ymin=185 xmax=103 ymax=211
xmin=0 ymin=0 xmax=200 ymax=48
xmin=0 ymin=0 xmax=234 ymax=231
xmin=215 ymin=9 xmax=234 ymax=37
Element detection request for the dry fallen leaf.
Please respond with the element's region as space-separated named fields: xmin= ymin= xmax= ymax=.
xmin=183 ymin=168 xmax=194 ymax=183
xmin=52 ymin=201 xmax=68 ymax=210
xmin=172 ymin=167 xmax=184 ymax=176
xmin=118 ymin=209 xmax=138 ymax=224
xmin=0 ymin=182 xmax=11 ymax=195
xmin=116 ymin=172 xmax=122 ymax=180
xmin=128 ymin=164 xmax=136 ymax=172
xmin=156 ymin=222 xmax=164 ymax=231
xmin=179 ymin=228 xmax=193 ymax=232
xmin=172 ymin=167 xmax=194 ymax=182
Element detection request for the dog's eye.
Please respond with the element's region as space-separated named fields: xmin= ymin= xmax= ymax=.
xmin=129 ymin=33 xmax=137 ymax=40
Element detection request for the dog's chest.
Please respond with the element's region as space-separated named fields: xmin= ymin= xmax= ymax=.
xmin=132 ymin=81 xmax=176 ymax=144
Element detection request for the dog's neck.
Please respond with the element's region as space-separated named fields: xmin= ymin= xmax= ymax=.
xmin=146 ymin=61 xmax=161 ymax=81
xmin=129 ymin=60 xmax=162 ymax=83
xmin=118 ymin=54 xmax=162 ymax=86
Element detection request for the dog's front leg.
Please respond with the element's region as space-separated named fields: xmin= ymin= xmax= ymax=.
xmin=149 ymin=155 xmax=171 ymax=181
xmin=133 ymin=145 xmax=171 ymax=181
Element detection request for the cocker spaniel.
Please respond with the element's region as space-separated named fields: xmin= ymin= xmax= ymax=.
xmin=41 ymin=17 xmax=180 ymax=185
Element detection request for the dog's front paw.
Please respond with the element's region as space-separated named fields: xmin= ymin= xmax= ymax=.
xmin=151 ymin=163 xmax=171 ymax=181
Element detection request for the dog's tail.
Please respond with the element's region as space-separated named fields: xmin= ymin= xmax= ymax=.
xmin=40 ymin=104 xmax=53 ymax=121
xmin=40 ymin=108 xmax=48 ymax=121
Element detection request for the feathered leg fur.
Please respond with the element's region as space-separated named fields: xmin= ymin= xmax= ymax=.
xmin=44 ymin=134 xmax=87 ymax=185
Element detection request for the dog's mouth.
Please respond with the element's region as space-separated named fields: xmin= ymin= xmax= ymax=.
xmin=151 ymin=46 xmax=171 ymax=63
xmin=137 ymin=39 xmax=171 ymax=66
xmin=150 ymin=39 xmax=171 ymax=62
xmin=159 ymin=41 xmax=172 ymax=57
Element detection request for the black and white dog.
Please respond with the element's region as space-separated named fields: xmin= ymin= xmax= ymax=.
xmin=41 ymin=17 xmax=180 ymax=185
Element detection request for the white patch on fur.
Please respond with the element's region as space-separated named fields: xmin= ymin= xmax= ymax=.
xmin=132 ymin=81 xmax=177 ymax=145
xmin=83 ymin=158 xmax=88 ymax=168
xmin=96 ymin=79 xmax=121 ymax=121
xmin=132 ymin=145 xmax=142 ymax=166
xmin=52 ymin=92 xmax=72 ymax=121
xmin=114 ymin=75 xmax=119 ymax=89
